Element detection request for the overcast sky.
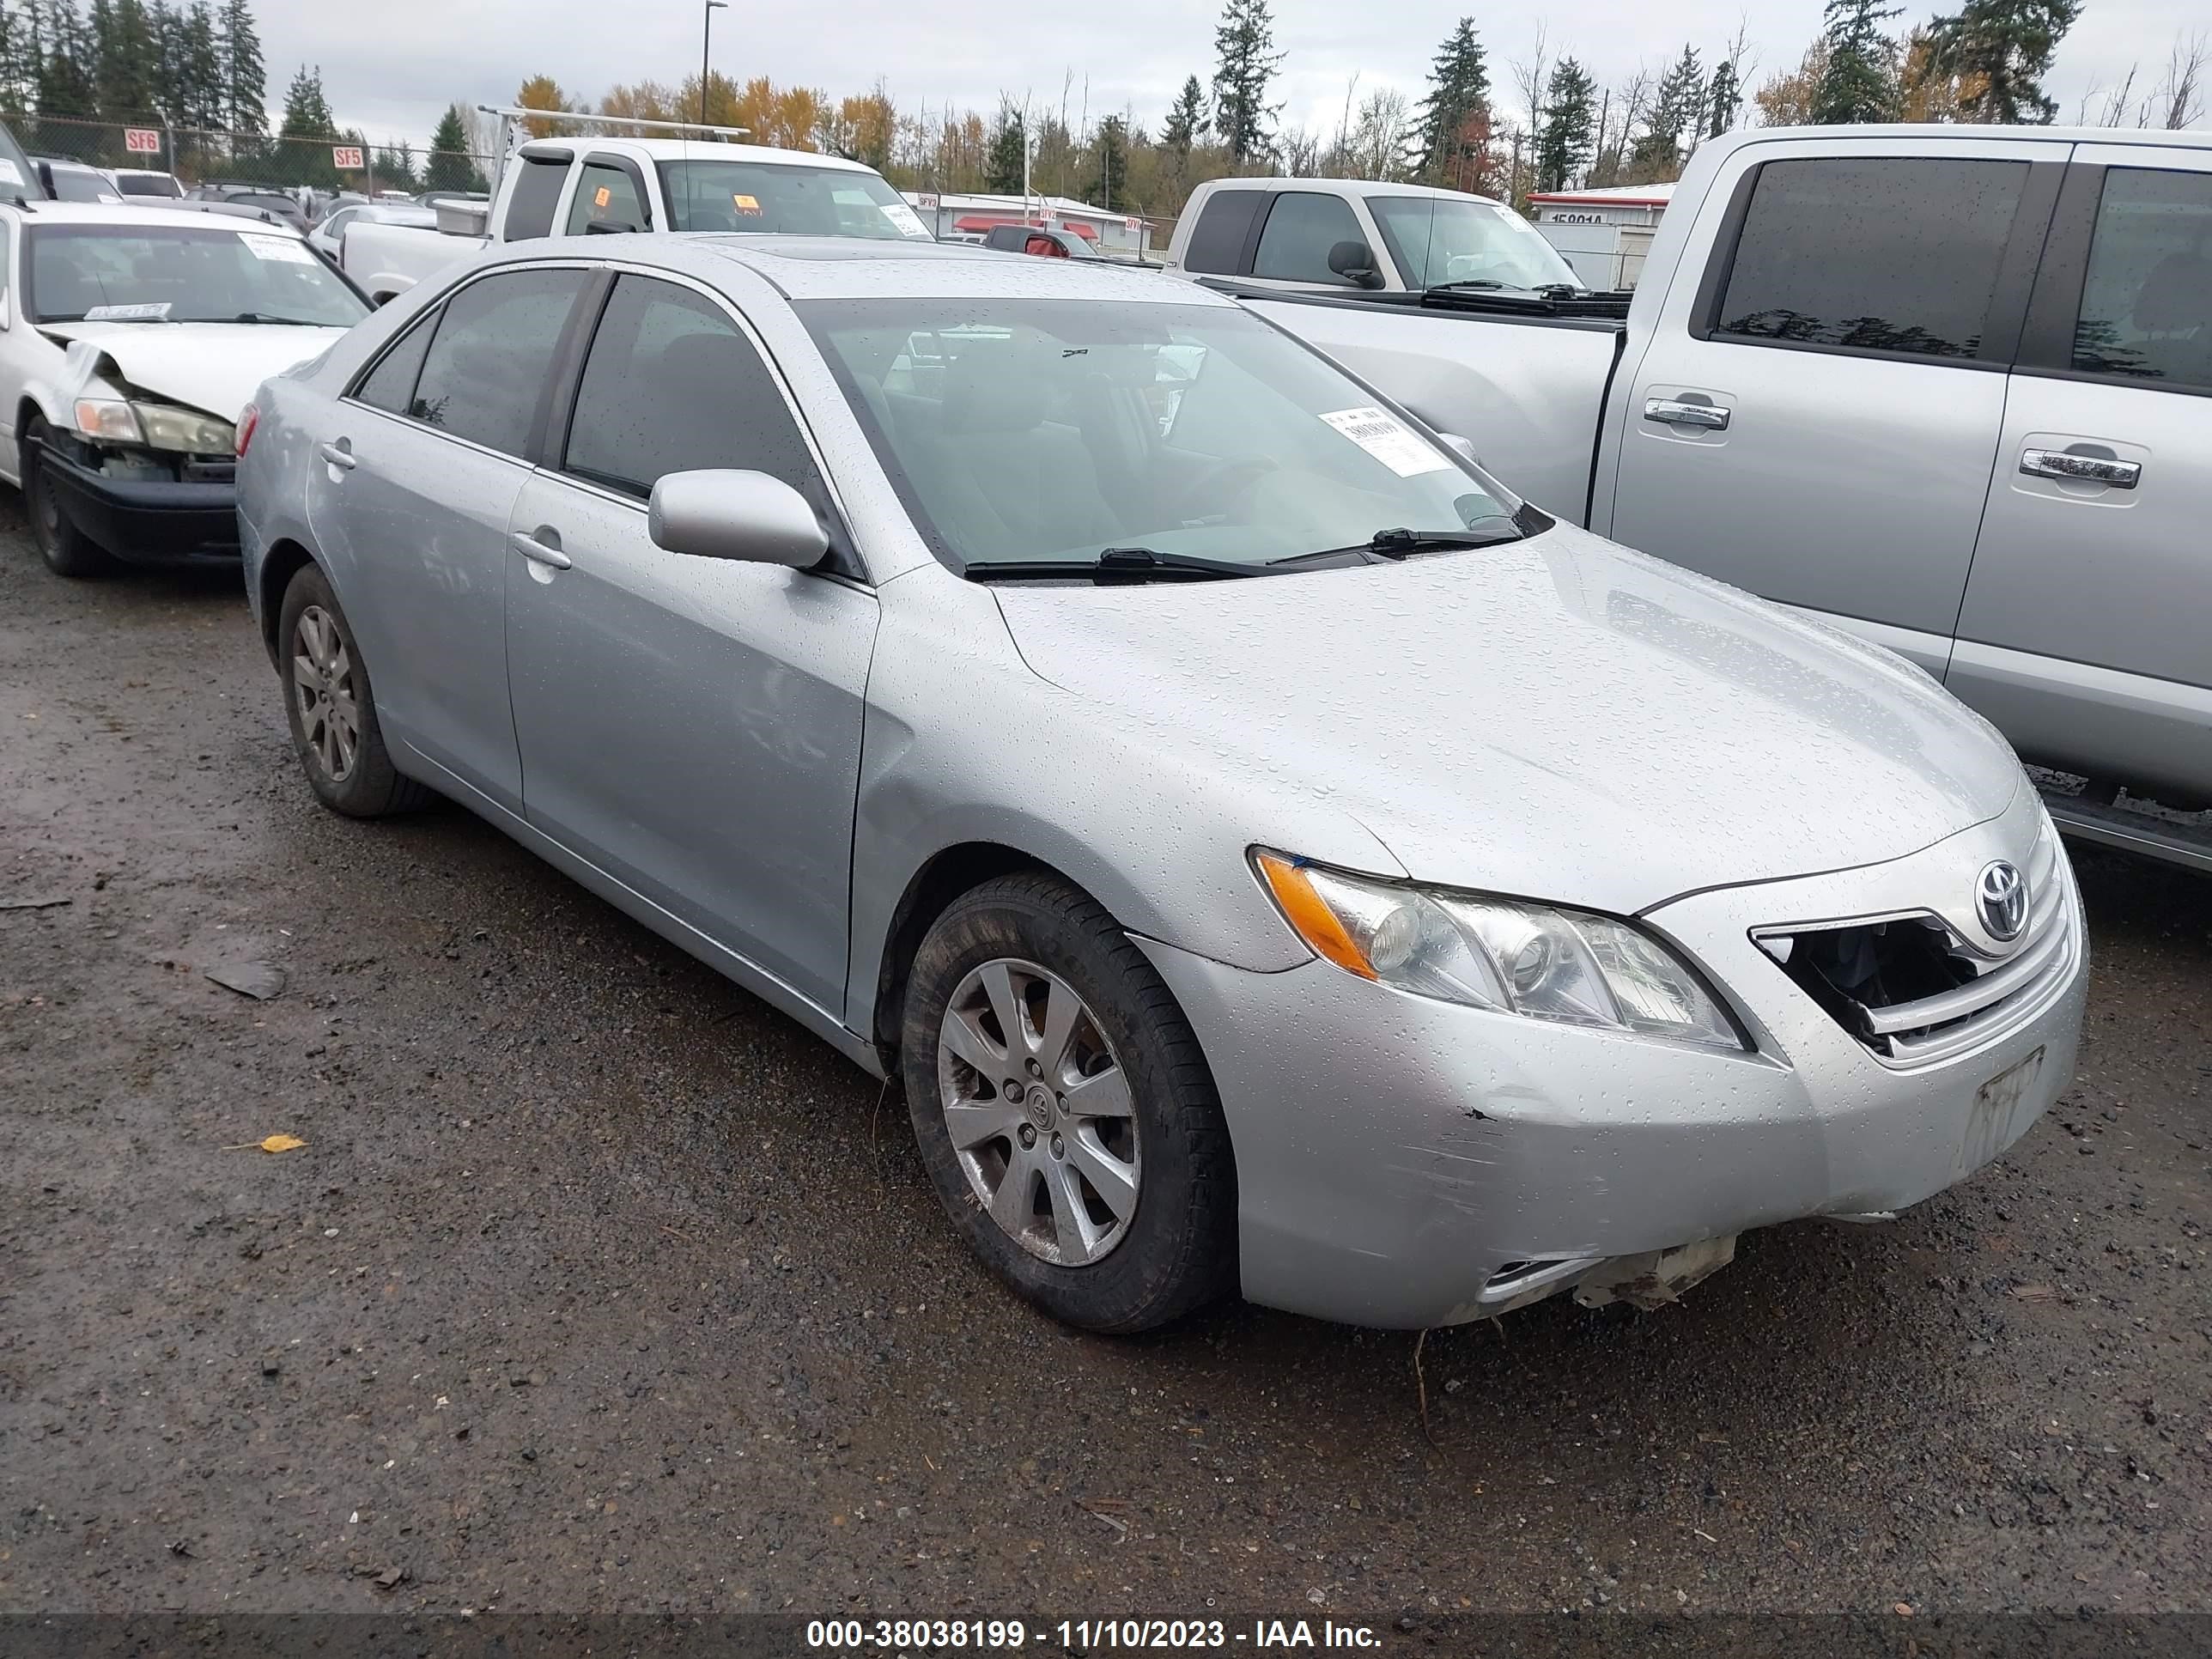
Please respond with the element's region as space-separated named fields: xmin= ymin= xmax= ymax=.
xmin=271 ymin=0 xmax=2209 ymax=154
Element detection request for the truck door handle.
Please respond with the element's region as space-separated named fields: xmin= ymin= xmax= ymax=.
xmin=2021 ymin=447 xmax=2139 ymax=489
xmin=1644 ymin=397 xmax=1729 ymax=430
xmin=318 ymin=441 xmax=356 ymax=471
xmin=509 ymin=529 xmax=572 ymax=570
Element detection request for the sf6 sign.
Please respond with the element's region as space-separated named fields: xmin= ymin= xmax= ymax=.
xmin=124 ymin=127 xmax=161 ymax=154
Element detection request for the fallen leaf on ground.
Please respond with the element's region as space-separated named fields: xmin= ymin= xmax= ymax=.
xmin=222 ymin=1133 xmax=306 ymax=1153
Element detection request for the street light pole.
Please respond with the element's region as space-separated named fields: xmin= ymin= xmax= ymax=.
xmin=700 ymin=0 xmax=728 ymax=130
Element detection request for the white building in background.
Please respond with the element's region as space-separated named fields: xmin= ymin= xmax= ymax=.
xmin=903 ymin=191 xmax=1154 ymax=258
xmin=1528 ymin=183 xmax=1674 ymax=290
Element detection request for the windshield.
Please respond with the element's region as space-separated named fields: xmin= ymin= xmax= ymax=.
xmin=1366 ymin=194 xmax=1581 ymax=292
xmin=802 ymin=297 xmax=1523 ymax=572
xmin=28 ymin=223 xmax=369 ymax=326
xmin=655 ymin=160 xmax=933 ymax=240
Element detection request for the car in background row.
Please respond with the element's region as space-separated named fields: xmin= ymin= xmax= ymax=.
xmin=33 ymin=157 xmax=123 ymax=204
xmin=110 ymin=167 xmax=184 ymax=199
xmin=343 ymin=137 xmax=933 ymax=304
xmin=236 ymin=235 xmax=2083 ymax=1334
xmin=0 ymin=204 xmax=368 ymax=575
xmin=307 ymin=200 xmax=436 ymax=268
xmin=187 ymin=181 xmax=310 ymax=231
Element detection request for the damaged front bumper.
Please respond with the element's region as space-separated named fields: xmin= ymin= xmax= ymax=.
xmin=40 ymin=439 xmax=240 ymax=564
xmin=1137 ymin=790 xmax=2087 ymax=1330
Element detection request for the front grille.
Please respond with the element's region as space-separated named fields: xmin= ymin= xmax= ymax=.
xmin=1756 ymin=826 xmax=2075 ymax=1067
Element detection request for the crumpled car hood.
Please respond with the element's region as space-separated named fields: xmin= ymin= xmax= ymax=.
xmin=40 ymin=320 xmax=346 ymax=423
xmin=992 ymin=523 xmax=2023 ymax=915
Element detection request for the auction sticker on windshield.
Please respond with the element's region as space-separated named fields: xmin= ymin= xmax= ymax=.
xmin=881 ymin=202 xmax=932 ymax=239
xmin=1319 ymin=405 xmax=1453 ymax=477
xmin=239 ymin=233 xmax=314 ymax=264
xmin=84 ymin=301 xmax=173 ymax=320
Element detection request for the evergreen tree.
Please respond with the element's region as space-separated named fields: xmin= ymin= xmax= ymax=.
xmin=1534 ymin=57 xmax=1595 ymax=192
xmin=1811 ymin=0 xmax=1902 ymax=123
xmin=276 ymin=61 xmax=332 ymax=136
xmin=1091 ymin=112 xmax=1128 ymax=211
xmin=374 ymin=141 xmax=416 ymax=191
xmin=985 ymin=98 xmax=1025 ymax=194
xmin=1705 ymin=58 xmax=1741 ymax=137
xmin=425 ymin=103 xmax=480 ymax=191
xmin=1631 ymin=45 xmax=1702 ymax=180
xmin=0 ymin=0 xmax=34 ymax=119
xmin=1161 ymin=74 xmax=1207 ymax=158
xmin=1923 ymin=0 xmax=2081 ymax=122
xmin=1210 ymin=0 xmax=1280 ymax=165
xmin=217 ymin=0 xmax=261 ymax=134
xmin=93 ymin=0 xmax=158 ymax=118
xmin=1413 ymin=17 xmax=1488 ymax=185
xmin=37 ymin=0 xmax=99 ymax=127
xmin=182 ymin=1 xmax=220 ymax=130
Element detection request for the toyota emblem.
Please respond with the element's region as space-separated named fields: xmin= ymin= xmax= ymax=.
xmin=1975 ymin=860 xmax=2029 ymax=942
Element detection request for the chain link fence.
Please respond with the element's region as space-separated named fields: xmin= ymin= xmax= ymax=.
xmin=20 ymin=114 xmax=495 ymax=197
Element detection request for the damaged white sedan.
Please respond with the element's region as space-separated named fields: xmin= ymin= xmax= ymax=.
xmin=0 ymin=203 xmax=368 ymax=576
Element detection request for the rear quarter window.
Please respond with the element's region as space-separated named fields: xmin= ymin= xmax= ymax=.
xmin=1182 ymin=189 xmax=1267 ymax=275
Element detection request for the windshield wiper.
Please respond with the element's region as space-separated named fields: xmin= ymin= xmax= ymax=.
xmin=229 ymin=312 xmax=331 ymax=325
xmin=1273 ymin=525 xmax=1522 ymax=566
xmin=961 ymin=547 xmax=1266 ymax=585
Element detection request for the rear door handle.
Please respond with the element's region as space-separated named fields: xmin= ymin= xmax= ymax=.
xmin=509 ymin=529 xmax=572 ymax=570
xmin=318 ymin=441 xmax=356 ymax=471
xmin=1644 ymin=397 xmax=1729 ymax=430
xmin=2021 ymin=447 xmax=2139 ymax=489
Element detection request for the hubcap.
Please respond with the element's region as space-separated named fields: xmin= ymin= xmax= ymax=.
xmin=290 ymin=605 xmax=361 ymax=782
xmin=937 ymin=957 xmax=1139 ymax=1267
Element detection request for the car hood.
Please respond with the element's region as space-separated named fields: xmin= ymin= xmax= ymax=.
xmin=991 ymin=523 xmax=2022 ymax=915
xmin=40 ymin=321 xmax=348 ymax=423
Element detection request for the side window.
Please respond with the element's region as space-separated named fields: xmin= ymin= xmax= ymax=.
xmin=0 ymin=217 xmax=10 ymax=302
xmin=502 ymin=156 xmax=570 ymax=241
xmin=1711 ymin=157 xmax=2030 ymax=361
xmin=564 ymin=161 xmax=649 ymax=236
xmin=353 ymin=307 xmax=437 ymax=414
xmin=2071 ymin=167 xmax=2212 ymax=391
xmin=408 ymin=268 xmax=586 ymax=454
xmin=562 ymin=275 xmax=821 ymax=500
xmin=1182 ymin=189 xmax=1267 ymax=275
xmin=1252 ymin=191 xmax=1366 ymax=285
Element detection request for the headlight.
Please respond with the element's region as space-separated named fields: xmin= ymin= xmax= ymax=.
xmin=73 ymin=398 xmax=234 ymax=454
xmin=1253 ymin=849 xmax=1746 ymax=1051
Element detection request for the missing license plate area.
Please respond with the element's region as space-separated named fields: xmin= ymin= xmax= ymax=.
xmin=1960 ymin=1046 xmax=2045 ymax=1176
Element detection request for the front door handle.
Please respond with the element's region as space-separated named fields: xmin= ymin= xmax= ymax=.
xmin=509 ymin=529 xmax=572 ymax=570
xmin=1644 ymin=397 xmax=1730 ymax=430
xmin=318 ymin=440 xmax=356 ymax=471
xmin=2021 ymin=447 xmax=2140 ymax=489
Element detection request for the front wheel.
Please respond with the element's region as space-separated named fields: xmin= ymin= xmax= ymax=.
xmin=23 ymin=418 xmax=118 ymax=578
xmin=901 ymin=872 xmax=1237 ymax=1333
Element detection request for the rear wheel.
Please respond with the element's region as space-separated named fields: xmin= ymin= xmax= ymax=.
xmin=276 ymin=563 xmax=433 ymax=817
xmin=23 ymin=417 xmax=118 ymax=578
xmin=902 ymin=872 xmax=1237 ymax=1333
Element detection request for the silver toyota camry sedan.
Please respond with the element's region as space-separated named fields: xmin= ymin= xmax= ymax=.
xmin=236 ymin=236 xmax=2087 ymax=1334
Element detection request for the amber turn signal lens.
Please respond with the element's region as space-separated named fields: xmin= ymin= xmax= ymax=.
xmin=1253 ymin=851 xmax=1376 ymax=980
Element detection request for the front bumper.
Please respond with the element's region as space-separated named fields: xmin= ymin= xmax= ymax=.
xmin=1140 ymin=787 xmax=2087 ymax=1329
xmin=42 ymin=448 xmax=240 ymax=564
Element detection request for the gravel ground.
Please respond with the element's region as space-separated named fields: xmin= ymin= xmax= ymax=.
xmin=1 ymin=514 xmax=2207 ymax=1630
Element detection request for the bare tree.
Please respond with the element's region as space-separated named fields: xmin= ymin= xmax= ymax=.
xmin=1508 ymin=23 xmax=1551 ymax=170
xmin=2153 ymin=31 xmax=2208 ymax=130
xmin=1346 ymin=87 xmax=1412 ymax=179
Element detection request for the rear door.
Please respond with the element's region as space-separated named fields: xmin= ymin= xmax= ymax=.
xmin=1604 ymin=137 xmax=2067 ymax=675
xmin=1949 ymin=149 xmax=2212 ymax=802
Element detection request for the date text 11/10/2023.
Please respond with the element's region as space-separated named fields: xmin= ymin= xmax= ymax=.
xmin=804 ymin=1617 xmax=1385 ymax=1650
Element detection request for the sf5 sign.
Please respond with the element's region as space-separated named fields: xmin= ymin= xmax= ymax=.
xmin=331 ymin=145 xmax=365 ymax=170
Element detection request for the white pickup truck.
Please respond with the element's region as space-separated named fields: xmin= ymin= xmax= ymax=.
xmin=1168 ymin=127 xmax=2212 ymax=870
xmin=344 ymin=136 xmax=933 ymax=305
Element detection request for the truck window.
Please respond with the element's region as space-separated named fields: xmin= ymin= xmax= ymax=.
xmin=503 ymin=156 xmax=570 ymax=242
xmin=2071 ymin=167 xmax=2212 ymax=392
xmin=1710 ymin=157 xmax=2030 ymax=361
xmin=1182 ymin=189 xmax=1267 ymax=275
xmin=565 ymin=160 xmax=649 ymax=235
xmin=1252 ymin=191 xmax=1365 ymax=285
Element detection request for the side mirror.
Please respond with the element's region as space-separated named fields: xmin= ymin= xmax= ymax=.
xmin=647 ymin=469 xmax=830 ymax=569
xmin=1327 ymin=239 xmax=1383 ymax=289
xmin=582 ymin=218 xmax=641 ymax=235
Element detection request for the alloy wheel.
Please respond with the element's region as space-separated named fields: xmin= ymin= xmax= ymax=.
xmin=937 ymin=957 xmax=1140 ymax=1267
xmin=291 ymin=605 xmax=360 ymax=782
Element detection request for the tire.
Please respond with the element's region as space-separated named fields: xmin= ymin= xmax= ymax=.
xmin=23 ymin=418 xmax=119 ymax=578
xmin=276 ymin=563 xmax=434 ymax=817
xmin=901 ymin=872 xmax=1237 ymax=1333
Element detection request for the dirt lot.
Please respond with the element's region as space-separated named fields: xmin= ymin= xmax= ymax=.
xmin=2 ymin=513 xmax=2207 ymax=1632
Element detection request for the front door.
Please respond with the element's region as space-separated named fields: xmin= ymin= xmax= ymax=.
xmin=1949 ymin=151 xmax=2212 ymax=803
xmin=504 ymin=273 xmax=877 ymax=1012
xmin=304 ymin=265 xmax=589 ymax=810
xmin=1606 ymin=140 xmax=2069 ymax=675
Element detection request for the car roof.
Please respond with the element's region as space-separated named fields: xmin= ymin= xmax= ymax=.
xmin=532 ymin=234 xmax=1237 ymax=304
xmin=517 ymin=137 xmax=882 ymax=172
xmin=1194 ymin=175 xmax=1507 ymax=208
xmin=6 ymin=199 xmax=307 ymax=235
